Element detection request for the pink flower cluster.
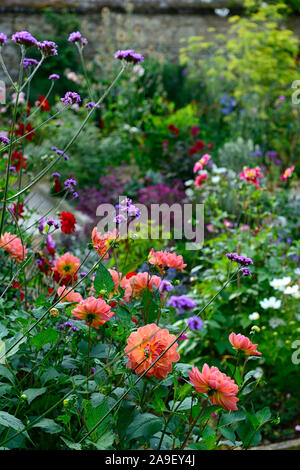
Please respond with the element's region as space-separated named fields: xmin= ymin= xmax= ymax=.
xmin=0 ymin=232 xmax=27 ymax=263
xmin=239 ymin=167 xmax=262 ymax=189
xmin=148 ymin=248 xmax=187 ymax=273
xmin=280 ymin=165 xmax=295 ymax=181
xmin=189 ymin=364 xmax=239 ymax=411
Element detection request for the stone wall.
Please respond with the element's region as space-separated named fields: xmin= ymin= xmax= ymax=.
xmin=0 ymin=1 xmax=299 ymax=77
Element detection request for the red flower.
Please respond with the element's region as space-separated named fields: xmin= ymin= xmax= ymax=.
xmin=59 ymin=212 xmax=76 ymax=234
xmin=11 ymin=202 xmax=24 ymax=220
xmin=126 ymin=272 xmax=136 ymax=279
xmin=36 ymin=95 xmax=50 ymax=112
xmin=53 ymin=178 xmax=62 ymax=193
xmin=11 ymin=150 xmax=27 ymax=171
xmin=194 ymin=140 xmax=205 ymax=151
xmin=14 ymin=122 xmax=36 ymax=141
xmin=12 ymin=281 xmax=24 ymax=300
xmin=167 ymin=124 xmax=180 ymax=136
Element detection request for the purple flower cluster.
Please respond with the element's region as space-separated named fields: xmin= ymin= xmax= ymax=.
xmin=137 ymin=182 xmax=186 ymax=208
xmin=114 ymin=49 xmax=144 ymax=64
xmin=187 ymin=316 xmax=204 ymax=331
xmin=64 ymin=179 xmax=78 ymax=199
xmin=49 ymin=73 xmax=60 ymax=81
xmin=37 ymin=40 xmax=58 ymax=57
xmin=0 ymin=33 xmax=8 ymax=46
xmin=23 ymin=58 xmax=39 ymax=68
xmin=159 ymin=280 xmax=174 ymax=293
xmin=0 ymin=135 xmax=9 ymax=145
xmin=39 ymin=217 xmax=60 ymax=233
xmin=61 ymin=91 xmax=81 ymax=105
xmin=266 ymin=150 xmax=281 ymax=166
xmin=85 ymin=101 xmax=100 ymax=109
xmin=68 ymin=31 xmax=88 ymax=47
xmin=51 ymin=146 xmax=69 ymax=161
xmin=241 ymin=267 xmax=252 ymax=277
xmin=59 ymin=321 xmax=79 ymax=332
xmin=167 ymin=295 xmax=197 ymax=314
xmin=11 ymin=31 xmax=37 ymax=47
xmin=226 ymin=253 xmax=254 ymax=266
xmin=114 ymin=197 xmax=141 ymax=224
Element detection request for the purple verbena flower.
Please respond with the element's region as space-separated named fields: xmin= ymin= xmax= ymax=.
xmin=64 ymin=178 xmax=77 ymax=191
xmin=11 ymin=31 xmax=37 ymax=47
xmin=187 ymin=316 xmax=204 ymax=331
xmin=114 ymin=49 xmax=144 ymax=64
xmin=52 ymin=172 xmax=61 ymax=178
xmin=167 ymin=295 xmax=197 ymax=314
xmin=241 ymin=267 xmax=252 ymax=277
xmin=0 ymin=135 xmax=9 ymax=145
xmin=85 ymin=101 xmax=100 ymax=109
xmin=23 ymin=58 xmax=39 ymax=68
xmin=48 ymin=73 xmax=60 ymax=80
xmin=0 ymin=33 xmax=7 ymax=46
xmin=159 ymin=280 xmax=174 ymax=292
xmin=61 ymin=91 xmax=81 ymax=105
xmin=37 ymin=40 xmax=58 ymax=57
xmin=68 ymin=31 xmax=82 ymax=43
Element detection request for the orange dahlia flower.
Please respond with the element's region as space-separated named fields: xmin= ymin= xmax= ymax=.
xmin=189 ymin=364 xmax=239 ymax=411
xmin=229 ymin=332 xmax=262 ymax=356
xmin=52 ymin=252 xmax=80 ymax=285
xmin=0 ymin=232 xmax=27 ymax=263
xmin=57 ymin=285 xmax=83 ymax=304
xmin=148 ymin=248 xmax=186 ymax=273
xmin=123 ymin=272 xmax=162 ymax=300
xmin=71 ymin=296 xmax=113 ymax=328
xmin=125 ymin=323 xmax=180 ymax=379
xmin=91 ymin=228 xmax=119 ymax=259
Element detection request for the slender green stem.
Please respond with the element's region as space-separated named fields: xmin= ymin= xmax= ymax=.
xmin=0 ymin=47 xmax=25 ymax=237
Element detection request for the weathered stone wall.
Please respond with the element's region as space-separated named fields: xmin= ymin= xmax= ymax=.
xmin=0 ymin=1 xmax=299 ymax=78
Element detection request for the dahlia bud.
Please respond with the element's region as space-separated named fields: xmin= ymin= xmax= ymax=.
xmin=251 ymin=325 xmax=260 ymax=333
xmin=63 ymin=399 xmax=69 ymax=407
xmin=21 ymin=393 xmax=27 ymax=400
xmin=50 ymin=307 xmax=59 ymax=317
xmin=99 ymin=289 xmax=107 ymax=295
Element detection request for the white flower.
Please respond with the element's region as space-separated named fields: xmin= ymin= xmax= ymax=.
xmin=294 ymin=267 xmax=300 ymax=276
xmin=185 ymin=188 xmax=194 ymax=197
xmin=132 ymin=65 xmax=145 ymax=76
xmin=212 ymin=166 xmax=227 ymax=174
xmin=249 ymin=312 xmax=260 ymax=321
xmin=259 ymin=297 xmax=281 ymax=309
xmin=270 ymin=276 xmax=291 ymax=291
xmin=269 ymin=317 xmax=286 ymax=329
xmin=284 ymin=285 xmax=299 ymax=296
xmin=211 ymin=176 xmax=220 ymax=184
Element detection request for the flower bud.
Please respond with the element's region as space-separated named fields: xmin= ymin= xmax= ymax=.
xmin=50 ymin=307 xmax=59 ymax=317
xmin=251 ymin=325 xmax=260 ymax=333
xmin=21 ymin=394 xmax=27 ymax=400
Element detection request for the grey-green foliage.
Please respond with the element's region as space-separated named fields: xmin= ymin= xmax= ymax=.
xmin=27 ymin=112 xmax=132 ymax=187
xmin=217 ymin=137 xmax=261 ymax=173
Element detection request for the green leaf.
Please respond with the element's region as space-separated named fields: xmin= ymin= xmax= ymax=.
xmin=40 ymin=367 xmax=60 ymax=385
xmin=22 ymin=387 xmax=47 ymax=404
xmin=126 ymin=413 xmax=163 ymax=441
xmin=116 ymin=304 xmax=132 ymax=328
xmin=0 ymin=324 xmax=8 ymax=339
xmin=60 ymin=437 xmax=81 ymax=450
xmin=0 ymin=364 xmax=15 ymax=384
xmin=0 ymin=411 xmax=27 ymax=435
xmin=220 ymin=427 xmax=236 ymax=445
xmin=94 ymin=430 xmax=115 ymax=450
xmin=219 ymin=411 xmax=246 ymax=427
xmin=256 ymin=407 xmax=271 ymax=426
xmin=32 ymin=418 xmax=62 ymax=434
xmin=85 ymin=400 xmax=111 ymax=440
xmin=93 ymin=262 xmax=114 ymax=295
xmin=31 ymin=328 xmax=58 ymax=351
